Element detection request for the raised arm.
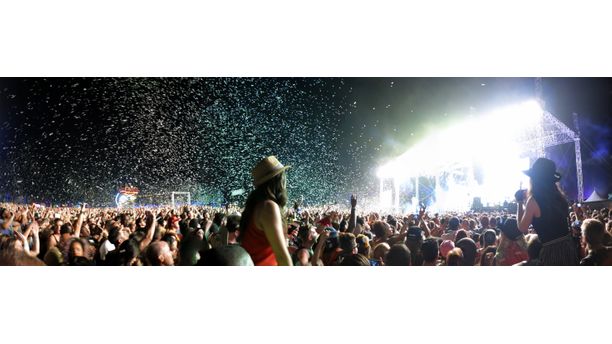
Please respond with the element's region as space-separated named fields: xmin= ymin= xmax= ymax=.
xmin=419 ymin=218 xmax=431 ymax=238
xmin=28 ymin=221 xmax=40 ymax=257
xmin=22 ymin=216 xmax=33 ymax=239
xmin=311 ymin=230 xmax=329 ymax=266
xmin=259 ymin=200 xmax=293 ymax=266
xmin=518 ymin=197 xmax=538 ymax=234
xmin=415 ymin=206 xmax=431 ymax=238
xmin=74 ymin=204 xmax=86 ymax=238
xmin=18 ymin=207 xmax=30 ymax=227
xmin=15 ymin=230 xmax=30 ymax=255
xmin=140 ymin=211 xmax=156 ymax=251
xmin=348 ymin=195 xmax=358 ymax=235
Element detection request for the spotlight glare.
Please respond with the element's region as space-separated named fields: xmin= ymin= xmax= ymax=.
xmin=376 ymin=100 xmax=544 ymax=211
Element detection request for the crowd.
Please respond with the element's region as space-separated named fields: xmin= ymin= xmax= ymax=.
xmin=0 ymin=157 xmax=610 ymax=266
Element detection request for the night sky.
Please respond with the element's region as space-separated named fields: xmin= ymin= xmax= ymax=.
xmin=0 ymin=77 xmax=610 ymax=205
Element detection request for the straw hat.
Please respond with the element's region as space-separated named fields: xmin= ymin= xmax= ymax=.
xmin=252 ymin=156 xmax=290 ymax=187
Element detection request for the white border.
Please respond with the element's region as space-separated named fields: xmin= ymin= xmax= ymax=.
xmin=1 ymin=0 xmax=611 ymax=76
xmin=1 ymin=1 xmax=611 ymax=344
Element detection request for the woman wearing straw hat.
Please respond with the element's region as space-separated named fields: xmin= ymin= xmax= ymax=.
xmin=239 ymin=156 xmax=293 ymax=266
xmin=515 ymin=158 xmax=578 ymax=265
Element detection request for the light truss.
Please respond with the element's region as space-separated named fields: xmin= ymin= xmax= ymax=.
xmin=377 ymin=99 xmax=585 ymax=211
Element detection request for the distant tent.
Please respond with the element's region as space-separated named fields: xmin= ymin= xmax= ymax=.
xmin=584 ymin=190 xmax=607 ymax=203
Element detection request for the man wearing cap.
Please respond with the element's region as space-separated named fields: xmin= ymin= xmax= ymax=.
xmin=405 ymin=226 xmax=424 ymax=266
xmin=239 ymin=156 xmax=293 ymax=266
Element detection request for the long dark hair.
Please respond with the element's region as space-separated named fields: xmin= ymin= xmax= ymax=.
xmin=528 ymin=177 xmax=568 ymax=216
xmin=239 ymin=172 xmax=288 ymax=242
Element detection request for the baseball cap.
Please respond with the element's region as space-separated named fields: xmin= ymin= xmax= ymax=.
xmin=406 ymin=226 xmax=423 ymax=241
xmin=325 ymin=227 xmax=338 ymax=239
xmin=188 ymin=218 xmax=201 ymax=229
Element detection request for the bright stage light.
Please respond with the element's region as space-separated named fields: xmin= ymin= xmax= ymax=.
xmin=115 ymin=193 xmax=127 ymax=207
xmin=376 ymin=100 xmax=542 ymax=212
xmin=115 ymin=192 xmax=137 ymax=207
xmin=380 ymin=189 xmax=393 ymax=208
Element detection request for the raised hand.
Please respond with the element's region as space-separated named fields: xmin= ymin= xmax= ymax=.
xmin=350 ymin=194 xmax=357 ymax=208
xmin=14 ymin=208 xmax=22 ymax=222
xmin=29 ymin=220 xmax=40 ymax=236
xmin=400 ymin=218 xmax=409 ymax=234
xmin=418 ymin=206 xmax=426 ymax=220
xmin=145 ymin=210 xmax=156 ymax=227
xmin=14 ymin=230 xmax=30 ymax=253
xmin=514 ymin=189 xmax=527 ymax=204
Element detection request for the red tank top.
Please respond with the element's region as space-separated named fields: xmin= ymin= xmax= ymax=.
xmin=241 ymin=214 xmax=278 ymax=266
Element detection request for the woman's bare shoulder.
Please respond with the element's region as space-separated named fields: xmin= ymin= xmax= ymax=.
xmin=254 ymin=200 xmax=280 ymax=228
xmin=261 ymin=200 xmax=279 ymax=211
xmin=526 ymin=196 xmax=541 ymax=216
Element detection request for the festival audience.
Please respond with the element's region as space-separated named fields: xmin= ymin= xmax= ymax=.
xmin=371 ymin=242 xmax=390 ymax=266
xmin=385 ymin=244 xmax=412 ymax=266
xmin=146 ymin=241 xmax=175 ymax=266
xmin=339 ymin=253 xmax=370 ymax=266
xmin=515 ymin=235 xmax=542 ymax=266
xmin=580 ymin=219 xmax=612 ymax=266
xmin=439 ymin=240 xmax=455 ymax=261
xmin=0 ymin=198 xmax=607 ymax=266
xmin=480 ymin=246 xmax=497 ymax=266
xmin=494 ymin=218 xmax=528 ymax=266
xmin=446 ymin=248 xmax=463 ymax=266
xmin=455 ymin=238 xmax=478 ymax=266
xmin=198 ymin=245 xmax=254 ymax=266
xmin=421 ymin=238 xmax=439 ymax=266
xmin=441 ymin=217 xmax=461 ymax=241
xmin=0 ymin=156 xmax=609 ymax=266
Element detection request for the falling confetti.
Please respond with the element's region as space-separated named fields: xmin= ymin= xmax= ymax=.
xmin=0 ymin=78 xmax=355 ymax=205
xmin=0 ymin=78 xmax=608 ymax=206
